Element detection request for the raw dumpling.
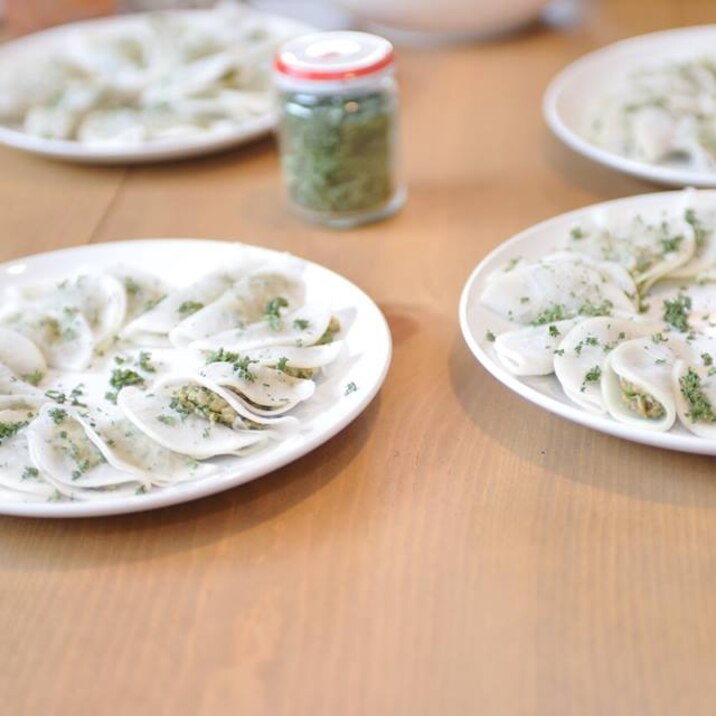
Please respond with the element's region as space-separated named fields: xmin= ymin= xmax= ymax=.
xmin=0 ymin=328 xmax=46 ymax=385
xmin=553 ymin=317 xmax=660 ymax=413
xmin=562 ymin=207 xmax=695 ymax=289
xmin=117 ymin=375 xmax=281 ymax=459
xmin=492 ymin=318 xmax=582 ymax=376
xmin=27 ymin=405 xmax=142 ymax=496
xmin=601 ymin=336 xmax=689 ymax=431
xmin=201 ymin=360 xmax=315 ymax=416
xmin=2 ymin=307 xmax=95 ymax=371
xmin=123 ymin=267 xmax=244 ymax=343
xmin=480 ymin=252 xmax=638 ymax=326
xmin=75 ymin=409 xmax=216 ymax=486
xmin=0 ymin=407 xmax=55 ymax=501
xmin=191 ymin=305 xmax=340 ymax=353
xmin=169 ymin=269 xmax=305 ymax=348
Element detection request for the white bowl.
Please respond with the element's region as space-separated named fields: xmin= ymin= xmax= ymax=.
xmin=327 ymin=0 xmax=549 ymax=38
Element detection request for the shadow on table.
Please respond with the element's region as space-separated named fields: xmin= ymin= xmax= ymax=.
xmin=449 ymin=334 xmax=716 ymax=508
xmin=542 ymin=132 xmax=659 ymax=201
xmin=1 ymin=394 xmax=380 ymax=570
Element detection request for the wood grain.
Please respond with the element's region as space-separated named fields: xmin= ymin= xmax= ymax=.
xmin=2 ymin=2 xmax=716 ymax=714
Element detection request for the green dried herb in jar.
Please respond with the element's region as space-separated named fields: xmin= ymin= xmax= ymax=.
xmin=274 ymin=32 xmax=404 ymax=228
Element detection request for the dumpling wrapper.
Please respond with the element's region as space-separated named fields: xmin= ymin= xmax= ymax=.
xmin=109 ymin=265 xmax=169 ymax=323
xmin=123 ymin=267 xmax=246 ymax=342
xmin=8 ymin=273 xmax=127 ymax=345
xmin=480 ymin=252 xmax=638 ymax=326
xmin=668 ymin=203 xmax=716 ymax=279
xmin=0 ymin=408 xmax=55 ymax=500
xmin=0 ymin=328 xmax=46 ymax=384
xmin=169 ymin=269 xmax=305 ymax=348
xmin=3 ymin=307 xmax=95 ymax=371
xmin=0 ymin=362 xmax=46 ymax=398
xmin=191 ymin=305 xmax=337 ymax=353
xmin=242 ymin=342 xmax=343 ymax=370
xmin=492 ymin=318 xmax=582 ymax=376
xmin=27 ymin=405 xmax=142 ymax=496
xmin=601 ymin=337 xmax=689 ymax=431
xmin=201 ymin=361 xmax=315 ymax=416
xmin=74 ymin=410 xmax=216 ymax=487
xmin=562 ymin=208 xmax=695 ymax=289
xmin=554 ymin=317 xmax=660 ymax=413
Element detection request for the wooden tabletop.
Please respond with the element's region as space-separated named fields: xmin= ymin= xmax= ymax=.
xmin=2 ymin=1 xmax=716 ymax=714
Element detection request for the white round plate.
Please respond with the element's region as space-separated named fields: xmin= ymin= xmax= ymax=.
xmin=0 ymin=239 xmax=391 ymax=517
xmin=459 ymin=190 xmax=716 ymax=455
xmin=543 ymin=25 xmax=716 ymax=187
xmin=0 ymin=10 xmax=313 ymax=164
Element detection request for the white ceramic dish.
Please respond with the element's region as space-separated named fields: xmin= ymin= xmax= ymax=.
xmin=0 ymin=239 xmax=391 ymax=517
xmin=327 ymin=0 xmax=548 ymax=37
xmin=0 ymin=10 xmax=312 ymax=164
xmin=543 ymin=25 xmax=716 ymax=187
xmin=459 ymin=189 xmax=716 ymax=455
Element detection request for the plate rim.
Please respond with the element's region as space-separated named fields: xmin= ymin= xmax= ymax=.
xmin=0 ymin=238 xmax=392 ymax=518
xmin=458 ymin=189 xmax=716 ymax=456
xmin=0 ymin=8 xmax=313 ymax=164
xmin=543 ymin=24 xmax=716 ymax=188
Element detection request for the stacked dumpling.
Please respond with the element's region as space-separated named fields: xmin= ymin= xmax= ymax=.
xmin=480 ymin=189 xmax=716 ymax=438
xmin=0 ymin=1 xmax=303 ymax=145
xmin=0 ymin=257 xmax=343 ymax=503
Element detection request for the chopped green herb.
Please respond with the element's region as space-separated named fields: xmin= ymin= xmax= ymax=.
xmin=45 ymin=389 xmax=66 ymax=404
xmin=583 ymin=366 xmax=602 ymax=385
xmin=293 ymin=318 xmax=310 ymax=330
xmin=679 ymin=368 xmax=716 ymax=422
xmin=48 ymin=408 xmax=66 ymax=425
xmin=548 ymin=325 xmax=560 ymax=338
xmin=663 ymin=293 xmax=692 ymax=332
xmin=21 ymin=466 xmax=39 ymax=480
xmin=205 ymin=348 xmax=240 ymax=364
xmin=157 ymin=415 xmax=176 ymax=426
xmin=661 ymin=235 xmax=684 ymax=254
xmin=276 ymin=356 xmax=289 ymax=372
xmin=106 ymin=368 xmax=145 ymax=403
xmin=531 ymin=304 xmax=567 ymax=326
xmin=570 ymin=226 xmax=586 ymax=240
xmin=702 ymin=353 xmax=714 ymax=367
xmin=0 ymin=421 xmax=27 ymax=443
xmin=264 ymin=297 xmax=289 ymax=330
xmin=233 ymin=356 xmax=256 ymax=383
xmin=485 ymin=330 xmax=496 ymax=342
xmin=137 ymin=351 xmax=156 ymax=373
xmin=345 ymin=382 xmax=358 ymax=396
xmin=178 ymin=300 xmax=204 ymax=317
xmin=578 ymin=300 xmax=613 ymax=317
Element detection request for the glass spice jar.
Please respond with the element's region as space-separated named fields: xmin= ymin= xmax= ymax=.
xmin=273 ymin=31 xmax=405 ymax=228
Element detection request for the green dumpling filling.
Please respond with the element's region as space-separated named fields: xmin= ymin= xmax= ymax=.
xmin=619 ymin=377 xmax=666 ymax=419
xmin=170 ymin=385 xmax=261 ymax=430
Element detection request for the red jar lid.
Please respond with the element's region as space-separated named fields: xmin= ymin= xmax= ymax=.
xmin=274 ymin=31 xmax=394 ymax=82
